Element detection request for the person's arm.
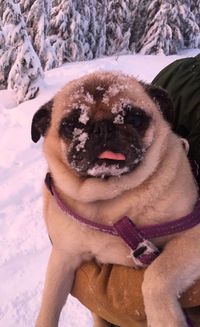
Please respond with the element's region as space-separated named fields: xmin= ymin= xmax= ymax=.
xmin=71 ymin=261 xmax=200 ymax=327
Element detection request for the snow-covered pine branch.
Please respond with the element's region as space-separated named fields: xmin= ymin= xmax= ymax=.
xmin=0 ymin=0 xmax=43 ymax=103
xmin=137 ymin=0 xmax=200 ymax=55
xmin=26 ymin=0 xmax=51 ymax=69
xmin=106 ymin=0 xmax=131 ymax=56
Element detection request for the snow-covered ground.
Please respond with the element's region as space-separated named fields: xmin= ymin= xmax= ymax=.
xmin=1 ymin=49 xmax=199 ymax=327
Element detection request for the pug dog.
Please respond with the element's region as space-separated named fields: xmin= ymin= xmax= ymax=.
xmin=32 ymin=71 xmax=200 ymax=327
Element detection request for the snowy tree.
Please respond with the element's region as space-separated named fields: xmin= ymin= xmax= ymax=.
xmin=89 ymin=0 xmax=107 ymax=58
xmin=137 ymin=0 xmax=177 ymax=55
xmin=0 ymin=0 xmax=6 ymax=73
xmin=20 ymin=0 xmax=56 ymax=70
xmin=174 ymin=0 xmax=199 ymax=49
xmin=72 ymin=0 xmax=107 ymax=60
xmin=48 ymin=0 xmax=97 ymax=66
xmin=191 ymin=0 xmax=200 ymax=28
xmin=47 ymin=0 xmax=78 ymax=66
xmin=0 ymin=0 xmax=43 ymax=103
xmin=129 ymin=0 xmax=149 ymax=52
xmin=0 ymin=25 xmax=6 ymax=89
xmin=106 ymin=0 xmax=131 ymax=56
xmin=137 ymin=0 xmax=199 ymax=55
xmin=0 ymin=0 xmax=7 ymax=88
xmin=8 ymin=43 xmax=43 ymax=102
xmin=74 ymin=0 xmax=93 ymax=60
xmin=191 ymin=1 xmax=200 ymax=45
xmin=0 ymin=0 xmax=6 ymax=18
xmin=69 ymin=1 xmax=92 ymax=61
xmin=26 ymin=0 xmax=51 ymax=68
xmin=20 ymin=0 xmax=35 ymax=18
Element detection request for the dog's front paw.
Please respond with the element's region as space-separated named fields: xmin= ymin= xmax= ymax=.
xmin=146 ymin=313 xmax=188 ymax=327
xmin=35 ymin=315 xmax=58 ymax=327
xmin=92 ymin=314 xmax=110 ymax=327
xmin=142 ymin=273 xmax=188 ymax=327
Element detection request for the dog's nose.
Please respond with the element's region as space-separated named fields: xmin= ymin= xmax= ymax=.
xmin=93 ymin=120 xmax=113 ymax=140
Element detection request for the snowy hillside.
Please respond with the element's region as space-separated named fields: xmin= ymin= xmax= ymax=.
xmin=0 ymin=50 xmax=199 ymax=327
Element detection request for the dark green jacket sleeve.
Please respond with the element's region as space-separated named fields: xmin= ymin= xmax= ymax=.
xmin=152 ymin=54 xmax=200 ymax=169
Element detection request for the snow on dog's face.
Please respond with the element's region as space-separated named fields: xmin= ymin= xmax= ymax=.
xmin=31 ymin=72 xmax=174 ymax=199
xmin=58 ymin=87 xmax=152 ymax=178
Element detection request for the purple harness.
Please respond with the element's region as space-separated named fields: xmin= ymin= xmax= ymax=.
xmin=45 ymin=173 xmax=200 ymax=267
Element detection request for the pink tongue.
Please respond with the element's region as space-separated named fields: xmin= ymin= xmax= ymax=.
xmin=98 ymin=151 xmax=126 ymax=161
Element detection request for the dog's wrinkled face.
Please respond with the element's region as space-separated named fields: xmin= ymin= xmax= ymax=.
xmin=59 ymin=99 xmax=151 ymax=178
xmin=31 ymin=72 xmax=174 ymax=181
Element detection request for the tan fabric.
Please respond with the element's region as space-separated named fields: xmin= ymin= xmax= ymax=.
xmin=71 ymin=261 xmax=200 ymax=327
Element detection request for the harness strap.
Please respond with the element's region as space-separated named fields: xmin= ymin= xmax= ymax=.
xmin=45 ymin=173 xmax=118 ymax=236
xmin=45 ymin=173 xmax=200 ymax=239
xmin=45 ymin=172 xmax=200 ymax=268
xmin=114 ymin=217 xmax=160 ymax=266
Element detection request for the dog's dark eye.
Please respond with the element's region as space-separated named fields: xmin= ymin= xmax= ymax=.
xmin=59 ymin=108 xmax=87 ymax=139
xmin=124 ymin=105 xmax=149 ymax=129
xmin=59 ymin=115 xmax=84 ymax=139
xmin=126 ymin=111 xmax=144 ymax=127
xmin=60 ymin=119 xmax=76 ymax=138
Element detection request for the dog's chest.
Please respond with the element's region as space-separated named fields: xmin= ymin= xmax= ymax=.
xmin=46 ymin=199 xmax=135 ymax=266
xmin=46 ymin=189 xmax=199 ymax=268
xmin=82 ymin=228 xmax=135 ymax=267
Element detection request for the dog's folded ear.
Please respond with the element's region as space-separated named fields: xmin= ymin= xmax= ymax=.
xmin=142 ymin=83 xmax=175 ymax=126
xmin=31 ymin=99 xmax=53 ymax=143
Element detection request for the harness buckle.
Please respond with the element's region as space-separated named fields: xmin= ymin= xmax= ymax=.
xmin=132 ymin=239 xmax=160 ymax=267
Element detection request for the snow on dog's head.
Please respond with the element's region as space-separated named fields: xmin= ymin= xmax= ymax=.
xmin=31 ymin=71 xmax=175 ymax=201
